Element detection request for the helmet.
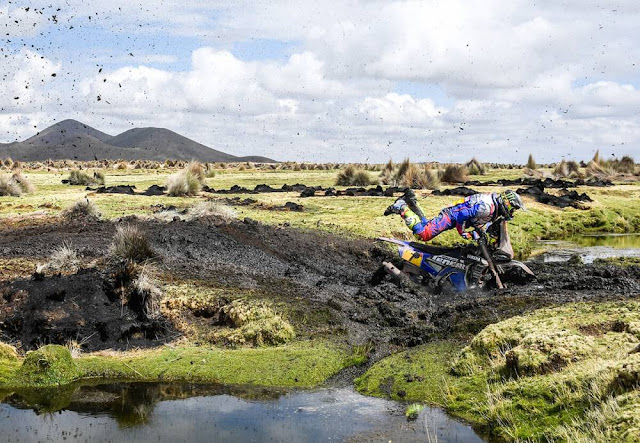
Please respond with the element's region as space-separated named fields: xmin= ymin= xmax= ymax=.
xmin=497 ymin=189 xmax=525 ymax=220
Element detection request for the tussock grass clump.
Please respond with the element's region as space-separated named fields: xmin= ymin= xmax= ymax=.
xmin=188 ymin=201 xmax=237 ymax=221
xmin=379 ymin=159 xmax=440 ymax=189
xmin=466 ymin=157 xmax=486 ymax=175
xmin=523 ymin=167 xmax=544 ymax=178
xmin=11 ymin=172 xmax=35 ymax=193
xmin=68 ymin=170 xmax=98 ymax=186
xmin=110 ymin=224 xmax=154 ymax=262
xmin=611 ymin=155 xmax=636 ymax=174
xmin=205 ymin=163 xmax=216 ymax=178
xmin=586 ymin=160 xmax=613 ymax=179
xmin=186 ymin=161 xmax=206 ymax=183
xmin=63 ymin=198 xmax=101 ymax=220
xmin=93 ymin=171 xmax=105 ymax=185
xmin=166 ymin=162 xmax=206 ymax=197
xmin=131 ymin=266 xmax=162 ymax=319
xmin=402 ymin=163 xmax=439 ymax=189
xmin=352 ymin=170 xmax=373 ymax=186
xmin=36 ymin=243 xmax=80 ymax=275
xmin=592 ymin=149 xmax=602 ymax=165
xmin=166 ymin=170 xmax=202 ymax=196
xmin=440 ymin=164 xmax=469 ymax=184
xmin=553 ymin=160 xmax=570 ymax=178
xmin=0 ymin=174 xmax=23 ymax=196
xmin=336 ymin=165 xmax=373 ymax=186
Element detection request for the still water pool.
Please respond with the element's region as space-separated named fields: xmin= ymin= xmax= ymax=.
xmin=534 ymin=233 xmax=640 ymax=263
xmin=0 ymin=382 xmax=483 ymax=442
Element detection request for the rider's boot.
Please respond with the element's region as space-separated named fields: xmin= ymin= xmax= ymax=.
xmin=384 ymin=195 xmax=426 ymax=235
xmin=384 ymin=196 xmax=408 ymax=216
xmin=403 ymin=189 xmax=427 ymax=222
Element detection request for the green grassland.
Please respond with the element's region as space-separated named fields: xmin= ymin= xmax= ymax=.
xmin=2 ymin=167 xmax=640 ymax=258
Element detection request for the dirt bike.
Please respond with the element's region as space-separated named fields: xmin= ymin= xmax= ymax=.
xmin=377 ymin=218 xmax=534 ymax=293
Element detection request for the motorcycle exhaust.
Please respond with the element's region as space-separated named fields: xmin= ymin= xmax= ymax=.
xmin=382 ymin=261 xmax=408 ymax=283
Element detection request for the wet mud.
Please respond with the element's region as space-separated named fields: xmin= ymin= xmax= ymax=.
xmin=0 ymin=217 xmax=639 ymax=359
xmin=465 ymin=177 xmax=613 ymax=188
xmin=517 ymin=184 xmax=592 ymax=209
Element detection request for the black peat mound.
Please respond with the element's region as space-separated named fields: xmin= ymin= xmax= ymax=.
xmin=0 ymin=268 xmax=175 ymax=351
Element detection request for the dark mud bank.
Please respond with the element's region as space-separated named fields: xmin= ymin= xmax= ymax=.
xmin=1 ymin=217 xmax=639 ymax=356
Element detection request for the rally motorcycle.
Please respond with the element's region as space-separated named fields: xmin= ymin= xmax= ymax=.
xmin=377 ymin=218 xmax=534 ymax=293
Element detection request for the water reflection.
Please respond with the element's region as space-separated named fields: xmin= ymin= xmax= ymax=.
xmin=0 ymin=382 xmax=483 ymax=442
xmin=533 ymin=234 xmax=640 ymax=263
xmin=569 ymin=233 xmax=640 ymax=249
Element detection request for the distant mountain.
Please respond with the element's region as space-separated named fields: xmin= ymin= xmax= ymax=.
xmin=23 ymin=119 xmax=114 ymax=144
xmin=0 ymin=119 xmax=276 ymax=162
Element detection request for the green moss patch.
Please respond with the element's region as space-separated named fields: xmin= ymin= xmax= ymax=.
xmin=15 ymin=345 xmax=80 ymax=387
xmin=355 ymin=341 xmax=460 ymax=404
xmin=0 ymin=342 xmax=18 ymax=361
xmin=0 ymin=340 xmax=357 ymax=390
xmin=214 ymin=299 xmax=295 ymax=346
xmin=76 ymin=340 xmax=350 ymax=388
xmin=162 ymin=283 xmax=295 ymax=346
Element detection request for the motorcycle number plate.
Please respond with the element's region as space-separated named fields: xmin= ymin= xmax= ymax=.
xmin=401 ymin=248 xmax=423 ymax=266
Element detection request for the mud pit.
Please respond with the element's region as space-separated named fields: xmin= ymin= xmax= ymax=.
xmin=1 ymin=217 xmax=639 ymax=358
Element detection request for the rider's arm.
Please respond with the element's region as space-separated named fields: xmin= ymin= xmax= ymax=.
xmin=457 ymin=222 xmax=477 ymax=240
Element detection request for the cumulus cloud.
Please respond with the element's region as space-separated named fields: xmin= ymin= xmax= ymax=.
xmin=358 ymin=93 xmax=445 ymax=125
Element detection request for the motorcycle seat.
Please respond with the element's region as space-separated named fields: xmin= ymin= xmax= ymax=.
xmin=408 ymin=242 xmax=461 ymax=255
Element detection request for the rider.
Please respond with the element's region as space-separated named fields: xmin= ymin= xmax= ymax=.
xmin=384 ymin=189 xmax=525 ymax=242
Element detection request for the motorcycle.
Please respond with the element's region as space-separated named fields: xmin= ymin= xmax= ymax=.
xmin=377 ymin=218 xmax=534 ymax=293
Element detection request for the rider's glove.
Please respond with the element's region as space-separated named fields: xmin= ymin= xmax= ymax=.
xmin=461 ymin=231 xmax=480 ymax=240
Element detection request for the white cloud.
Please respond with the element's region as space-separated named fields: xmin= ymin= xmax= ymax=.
xmin=0 ymin=5 xmax=50 ymax=37
xmin=0 ymin=49 xmax=60 ymax=111
xmin=358 ymin=93 xmax=445 ymax=125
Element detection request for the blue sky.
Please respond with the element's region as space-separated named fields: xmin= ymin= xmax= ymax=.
xmin=1 ymin=0 xmax=639 ymax=162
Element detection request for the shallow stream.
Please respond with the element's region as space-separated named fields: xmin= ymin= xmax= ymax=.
xmin=0 ymin=382 xmax=483 ymax=442
xmin=533 ymin=233 xmax=640 ymax=263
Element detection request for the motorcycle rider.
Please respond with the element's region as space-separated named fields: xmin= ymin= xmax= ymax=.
xmin=384 ymin=189 xmax=525 ymax=242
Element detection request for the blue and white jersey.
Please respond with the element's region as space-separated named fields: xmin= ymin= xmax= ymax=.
xmin=447 ymin=193 xmax=497 ymax=232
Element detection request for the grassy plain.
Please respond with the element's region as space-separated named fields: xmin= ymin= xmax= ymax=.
xmin=2 ymin=167 xmax=640 ymax=258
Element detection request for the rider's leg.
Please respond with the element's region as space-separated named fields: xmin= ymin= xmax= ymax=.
xmin=403 ymin=189 xmax=427 ymax=222
xmin=386 ymin=193 xmax=455 ymax=241
xmin=412 ymin=208 xmax=456 ymax=241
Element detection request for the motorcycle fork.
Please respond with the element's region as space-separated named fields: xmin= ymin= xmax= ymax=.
xmin=478 ymin=241 xmax=504 ymax=289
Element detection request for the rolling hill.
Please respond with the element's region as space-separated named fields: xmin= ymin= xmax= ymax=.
xmin=0 ymin=119 xmax=275 ymax=162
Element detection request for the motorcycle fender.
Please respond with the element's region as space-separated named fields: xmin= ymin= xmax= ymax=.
xmin=400 ymin=247 xmax=423 ymax=267
xmin=507 ymin=261 xmax=535 ymax=275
